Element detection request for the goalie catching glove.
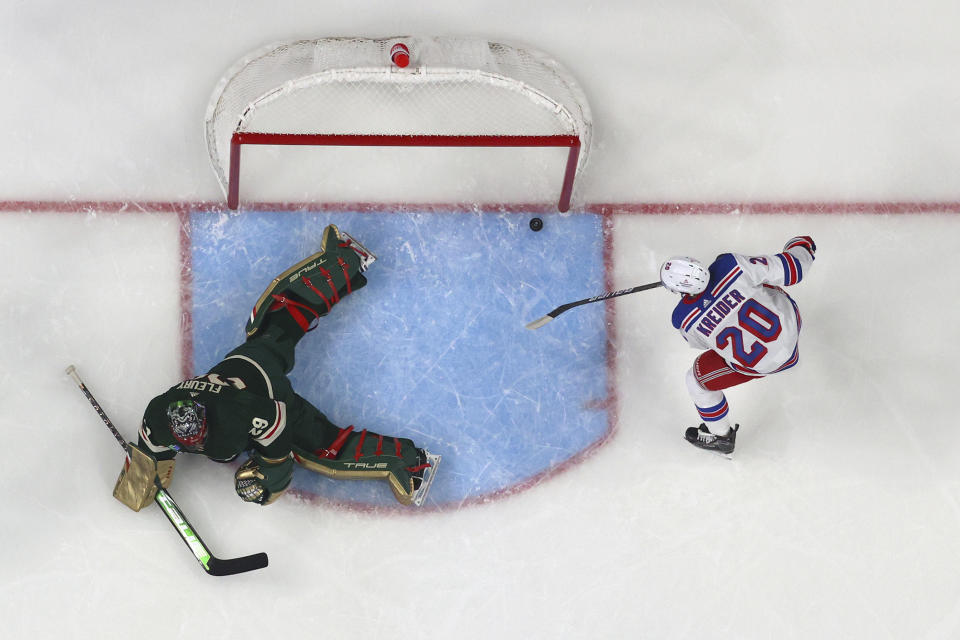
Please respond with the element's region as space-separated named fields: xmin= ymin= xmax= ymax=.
xmin=234 ymin=452 xmax=293 ymax=505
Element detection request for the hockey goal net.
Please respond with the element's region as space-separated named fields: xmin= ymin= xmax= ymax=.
xmin=204 ymin=36 xmax=593 ymax=211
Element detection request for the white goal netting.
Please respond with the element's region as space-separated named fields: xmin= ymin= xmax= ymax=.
xmin=205 ymin=36 xmax=593 ymax=209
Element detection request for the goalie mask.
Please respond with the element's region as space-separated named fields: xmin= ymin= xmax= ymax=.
xmin=167 ymin=399 xmax=207 ymax=452
xmin=660 ymin=257 xmax=709 ymax=295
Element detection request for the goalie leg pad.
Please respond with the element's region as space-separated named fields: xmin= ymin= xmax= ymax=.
xmin=291 ymin=428 xmax=438 ymax=506
xmin=246 ymin=224 xmax=377 ymax=337
xmin=113 ymin=444 xmax=175 ymax=512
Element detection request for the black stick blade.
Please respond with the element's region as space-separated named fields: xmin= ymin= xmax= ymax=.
xmin=206 ymin=552 xmax=269 ymax=576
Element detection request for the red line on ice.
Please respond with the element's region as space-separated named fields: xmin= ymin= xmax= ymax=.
xmin=4 ymin=199 xmax=960 ymax=215
xmin=8 ymin=197 xmax=959 ymax=512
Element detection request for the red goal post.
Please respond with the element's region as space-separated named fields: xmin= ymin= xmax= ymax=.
xmin=205 ymin=37 xmax=593 ymax=211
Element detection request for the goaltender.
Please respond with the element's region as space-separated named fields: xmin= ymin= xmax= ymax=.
xmin=112 ymin=224 xmax=439 ymax=511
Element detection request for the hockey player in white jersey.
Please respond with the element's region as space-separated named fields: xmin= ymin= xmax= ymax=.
xmin=660 ymin=236 xmax=816 ymax=454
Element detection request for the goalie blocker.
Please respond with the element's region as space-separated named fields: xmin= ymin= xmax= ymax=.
xmin=129 ymin=224 xmax=439 ymax=509
xmin=113 ymin=442 xmax=175 ymax=511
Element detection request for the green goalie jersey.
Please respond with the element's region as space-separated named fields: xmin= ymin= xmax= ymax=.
xmin=138 ymin=373 xmax=290 ymax=463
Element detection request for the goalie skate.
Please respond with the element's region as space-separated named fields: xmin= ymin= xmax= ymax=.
xmin=337 ymin=230 xmax=376 ymax=272
xmin=411 ymin=451 xmax=441 ymax=507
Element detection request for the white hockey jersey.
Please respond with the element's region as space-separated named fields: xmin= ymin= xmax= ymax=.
xmin=670 ymin=244 xmax=814 ymax=375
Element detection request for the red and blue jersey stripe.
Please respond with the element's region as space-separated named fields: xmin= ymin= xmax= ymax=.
xmin=777 ymin=251 xmax=804 ymax=286
xmin=784 ymin=237 xmax=815 ymax=257
xmin=710 ymin=264 xmax=742 ymax=296
xmin=680 ymin=306 xmax=700 ymax=331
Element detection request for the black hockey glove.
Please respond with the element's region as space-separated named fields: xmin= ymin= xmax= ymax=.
xmin=235 ymin=452 xmax=293 ymax=505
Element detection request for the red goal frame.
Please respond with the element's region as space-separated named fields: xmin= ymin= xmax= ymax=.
xmin=227 ymin=132 xmax=582 ymax=212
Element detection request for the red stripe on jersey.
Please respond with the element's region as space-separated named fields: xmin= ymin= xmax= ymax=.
xmin=786 ymin=239 xmax=814 ymax=257
xmin=711 ymin=267 xmax=741 ymax=296
xmin=785 ymin=254 xmax=799 ymax=285
xmin=258 ymin=401 xmax=286 ymax=442
xmin=773 ymin=349 xmax=799 ymax=372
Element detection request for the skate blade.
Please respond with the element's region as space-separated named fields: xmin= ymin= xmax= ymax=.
xmin=702 ymin=447 xmax=735 ymax=460
xmin=411 ymin=452 xmax=441 ymax=507
xmin=686 ymin=438 xmax=735 ymax=459
xmin=338 ymin=231 xmax=377 ymax=272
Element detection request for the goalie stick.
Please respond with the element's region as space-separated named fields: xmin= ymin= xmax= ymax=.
xmin=525 ymin=281 xmax=663 ymax=330
xmin=65 ymin=365 xmax=268 ymax=577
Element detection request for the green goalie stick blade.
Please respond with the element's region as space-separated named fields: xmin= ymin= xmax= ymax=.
xmin=154 ymin=488 xmax=268 ymax=576
xmin=525 ymin=281 xmax=663 ymax=330
xmin=66 ymin=364 xmax=268 ymax=577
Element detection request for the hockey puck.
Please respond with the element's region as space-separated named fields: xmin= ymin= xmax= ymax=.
xmin=529 ymin=217 xmax=544 ymax=232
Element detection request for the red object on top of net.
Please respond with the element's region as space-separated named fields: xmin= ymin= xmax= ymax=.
xmin=391 ymin=43 xmax=410 ymax=68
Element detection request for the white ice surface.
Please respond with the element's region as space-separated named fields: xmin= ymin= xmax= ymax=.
xmin=2 ymin=2 xmax=960 ymax=639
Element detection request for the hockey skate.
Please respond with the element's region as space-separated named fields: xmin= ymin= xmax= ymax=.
xmin=246 ymin=224 xmax=377 ymax=337
xmin=335 ymin=228 xmax=376 ymax=273
xmin=409 ymin=449 xmax=441 ymax=507
xmin=684 ymin=423 xmax=738 ymax=456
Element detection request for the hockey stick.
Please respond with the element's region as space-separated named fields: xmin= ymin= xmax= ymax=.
xmin=525 ymin=281 xmax=664 ymax=330
xmin=65 ymin=365 xmax=268 ymax=577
